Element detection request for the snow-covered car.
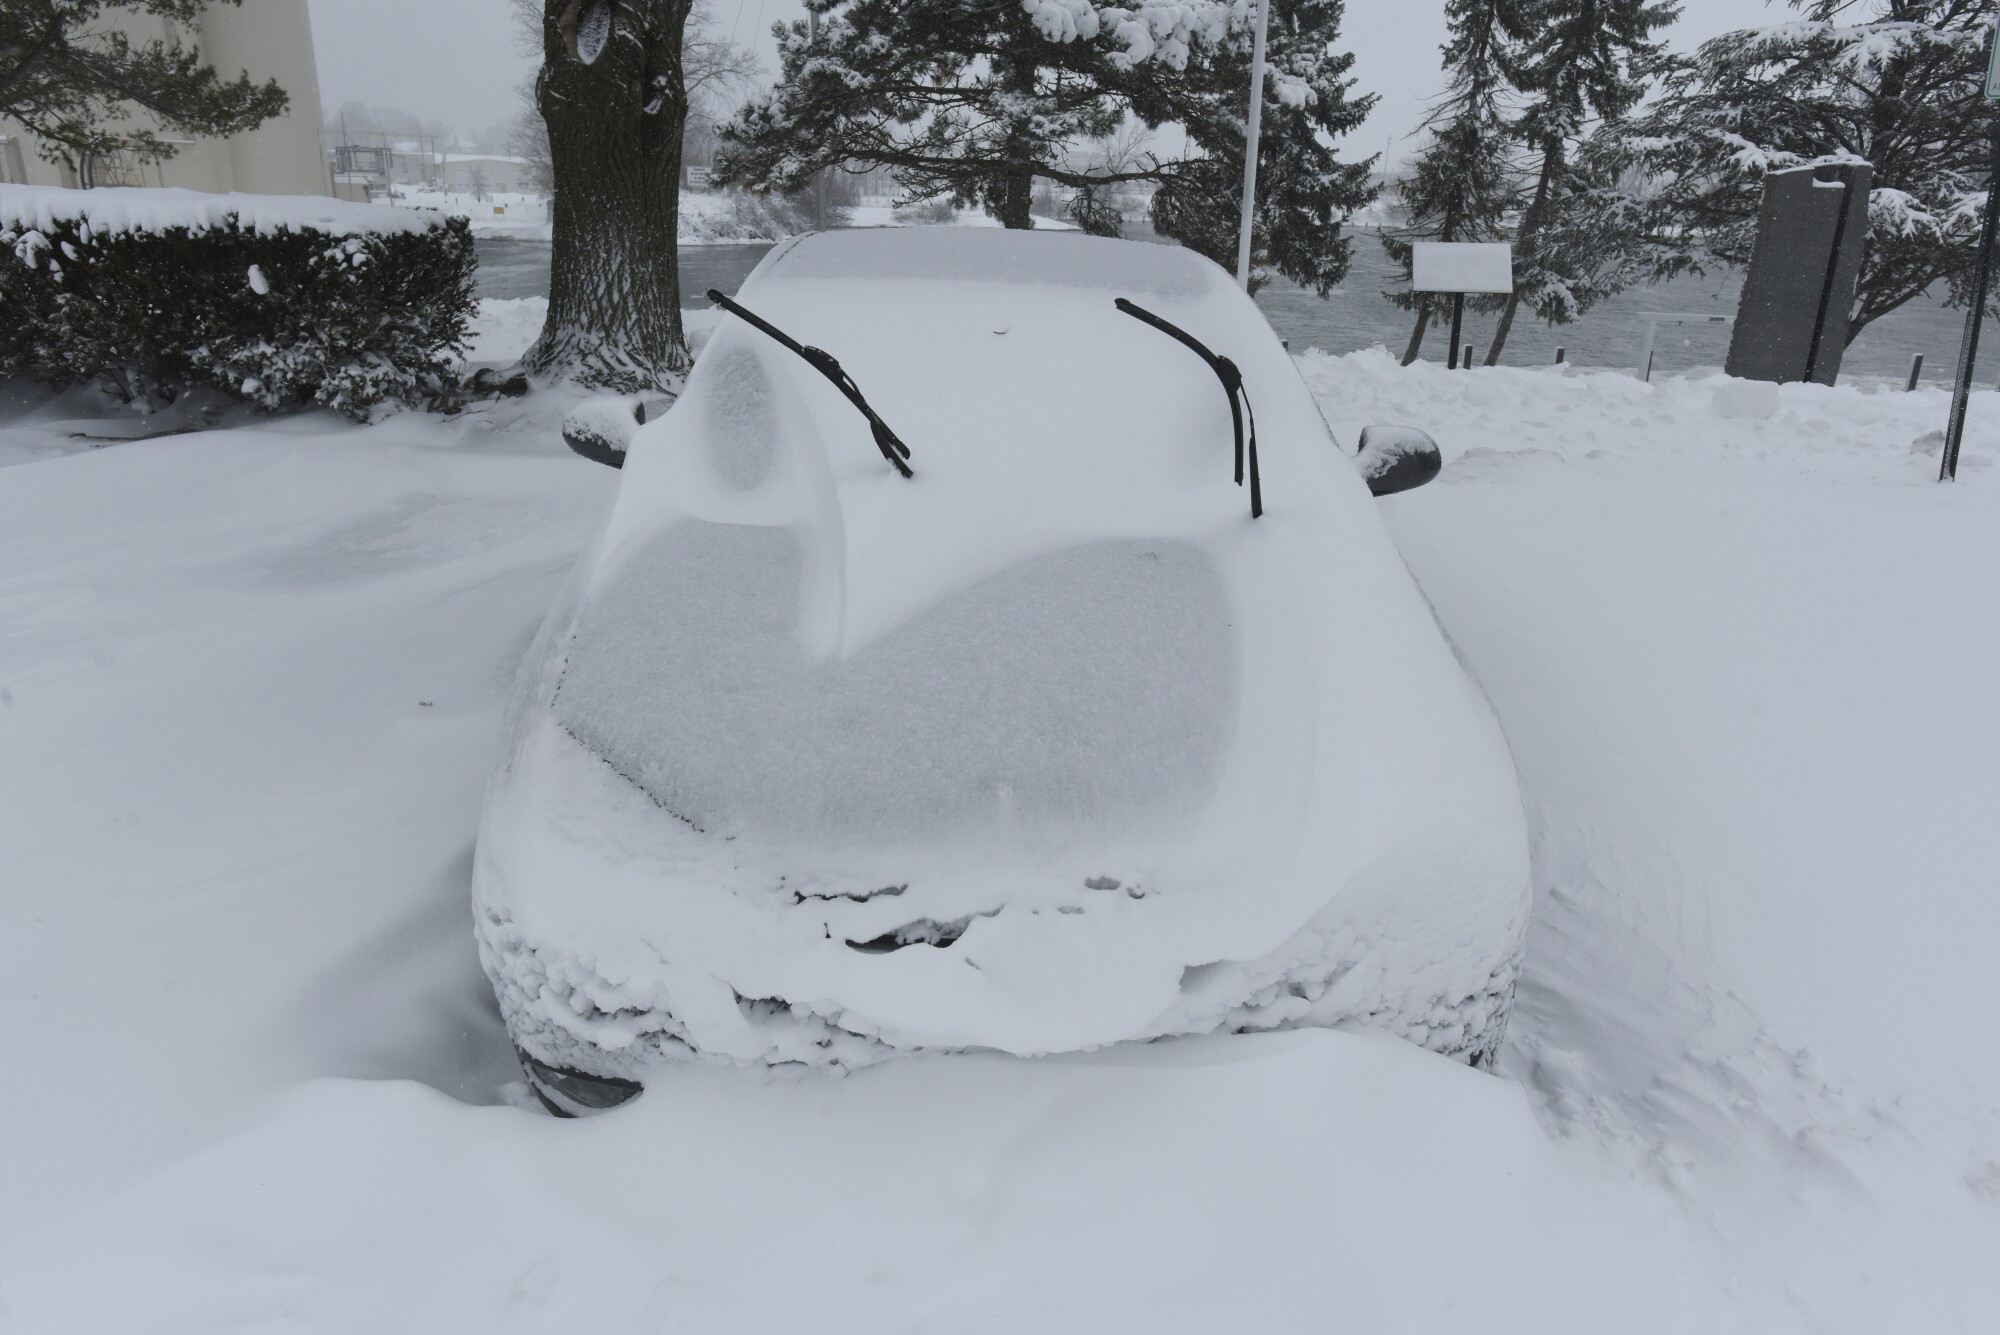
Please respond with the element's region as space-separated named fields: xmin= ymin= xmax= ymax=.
xmin=475 ymin=229 xmax=1528 ymax=1114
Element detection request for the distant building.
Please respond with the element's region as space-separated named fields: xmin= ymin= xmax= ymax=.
xmin=0 ymin=0 xmax=332 ymax=196
xmin=435 ymin=155 xmax=534 ymax=196
xmin=322 ymin=147 xmax=540 ymax=202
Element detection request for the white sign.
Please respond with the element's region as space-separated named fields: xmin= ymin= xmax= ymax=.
xmin=1411 ymin=242 xmax=1514 ymax=294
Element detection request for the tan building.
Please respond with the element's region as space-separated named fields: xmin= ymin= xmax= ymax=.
xmin=436 ymin=155 xmax=535 ymax=196
xmin=0 ymin=0 xmax=333 ymax=197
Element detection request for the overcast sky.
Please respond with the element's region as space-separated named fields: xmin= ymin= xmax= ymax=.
xmin=307 ymin=0 xmax=1784 ymax=159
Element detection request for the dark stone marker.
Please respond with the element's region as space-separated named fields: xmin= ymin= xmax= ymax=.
xmin=1725 ymin=162 xmax=1871 ymax=386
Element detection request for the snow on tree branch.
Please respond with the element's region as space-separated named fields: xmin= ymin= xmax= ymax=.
xmin=1713 ymin=14 xmax=1989 ymax=78
xmin=1022 ymin=0 xmax=1238 ymax=70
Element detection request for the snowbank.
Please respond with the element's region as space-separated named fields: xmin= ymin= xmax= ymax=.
xmin=0 ymin=183 xmax=444 ymax=238
xmin=463 ymin=297 xmax=549 ymax=364
xmin=1297 ymin=344 xmax=1992 ymax=483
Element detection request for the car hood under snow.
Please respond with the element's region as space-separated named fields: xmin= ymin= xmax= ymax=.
xmin=474 ymin=228 xmax=1529 ymax=1074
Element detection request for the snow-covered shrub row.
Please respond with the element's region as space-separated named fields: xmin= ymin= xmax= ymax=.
xmin=0 ymin=185 xmax=477 ymax=418
xmin=678 ymin=188 xmax=830 ymax=244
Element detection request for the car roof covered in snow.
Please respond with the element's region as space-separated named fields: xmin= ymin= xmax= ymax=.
xmin=751 ymin=226 xmax=1224 ymax=298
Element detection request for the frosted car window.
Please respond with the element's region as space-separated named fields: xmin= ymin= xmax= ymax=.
xmin=552 ymin=522 xmax=1237 ymax=843
xmin=764 ymin=228 xmax=1217 ymax=298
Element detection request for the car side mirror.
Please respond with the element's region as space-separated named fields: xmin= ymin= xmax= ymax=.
xmin=561 ymin=395 xmax=673 ymax=469
xmin=1354 ymin=425 xmax=1442 ymax=497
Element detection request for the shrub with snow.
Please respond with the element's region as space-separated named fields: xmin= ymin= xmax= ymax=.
xmin=0 ymin=186 xmax=477 ymax=418
xmin=678 ymin=187 xmax=832 ymax=244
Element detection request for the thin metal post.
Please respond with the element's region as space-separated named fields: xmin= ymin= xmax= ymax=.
xmin=1943 ymin=126 xmax=2000 ymax=481
xmin=1463 ymin=343 xmax=1474 ymax=368
xmin=1639 ymin=318 xmax=1657 ymax=382
xmin=1234 ymin=0 xmax=1271 ymax=290
xmin=1555 ymin=347 xmax=1566 ymax=365
xmin=1907 ymin=353 xmax=1924 ymax=391
xmin=809 ymin=9 xmax=828 ymax=229
xmin=1447 ymin=293 xmax=1465 ymax=369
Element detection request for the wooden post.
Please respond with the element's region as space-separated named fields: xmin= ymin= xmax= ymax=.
xmin=1907 ymin=354 xmax=1923 ymax=391
xmin=1447 ymin=293 xmax=1465 ymax=370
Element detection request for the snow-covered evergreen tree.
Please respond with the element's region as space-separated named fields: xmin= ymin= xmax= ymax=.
xmin=716 ymin=0 xmax=1375 ymax=288
xmin=715 ymin=1 xmax=1227 ymax=228
xmin=716 ymin=0 xmax=1104 ymax=228
xmin=1147 ymin=0 xmax=1378 ymax=295
xmin=1483 ymin=0 xmax=1677 ymax=364
xmin=1503 ymin=128 xmax=1689 ymax=331
xmin=1610 ymin=0 xmax=2000 ymax=347
xmin=1380 ymin=0 xmax=1524 ymax=364
xmin=0 ymin=1 xmax=288 ymax=171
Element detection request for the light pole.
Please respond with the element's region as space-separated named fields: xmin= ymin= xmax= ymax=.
xmin=809 ymin=6 xmax=829 ymax=230
xmin=1234 ymin=0 xmax=1270 ymax=291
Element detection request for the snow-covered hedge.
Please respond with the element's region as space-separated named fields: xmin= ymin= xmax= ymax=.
xmin=0 ymin=186 xmax=477 ymax=417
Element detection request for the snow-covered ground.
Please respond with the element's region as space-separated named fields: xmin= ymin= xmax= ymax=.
xmin=1 ymin=325 xmax=1996 ymax=1330
xmin=461 ymin=298 xmax=720 ymax=367
xmin=462 ymin=296 xmax=550 ymax=363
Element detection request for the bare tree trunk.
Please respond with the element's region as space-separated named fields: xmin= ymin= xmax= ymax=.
xmin=1401 ymin=297 xmax=1432 ymax=366
xmin=1484 ymin=287 xmax=1522 ymax=367
xmin=1485 ymin=146 xmax=1556 ymax=367
xmin=525 ymin=0 xmax=695 ymax=391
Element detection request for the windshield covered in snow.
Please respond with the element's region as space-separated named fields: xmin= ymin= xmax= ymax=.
xmin=551 ymin=521 xmax=1238 ymax=844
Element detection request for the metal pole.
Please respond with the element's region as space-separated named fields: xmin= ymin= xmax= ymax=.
xmin=1943 ymin=126 xmax=2000 ymax=481
xmin=1447 ymin=293 xmax=1464 ymax=369
xmin=809 ymin=8 xmax=828 ymax=230
xmin=1234 ymin=0 xmax=1271 ymax=290
xmin=1639 ymin=317 xmax=1657 ymax=382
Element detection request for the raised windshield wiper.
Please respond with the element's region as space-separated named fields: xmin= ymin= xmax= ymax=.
xmin=705 ymin=288 xmax=914 ymax=479
xmin=1114 ymin=297 xmax=1262 ymax=518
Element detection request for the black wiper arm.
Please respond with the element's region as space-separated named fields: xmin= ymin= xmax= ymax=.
xmin=706 ymin=288 xmax=914 ymax=479
xmin=1114 ymin=297 xmax=1262 ymax=518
